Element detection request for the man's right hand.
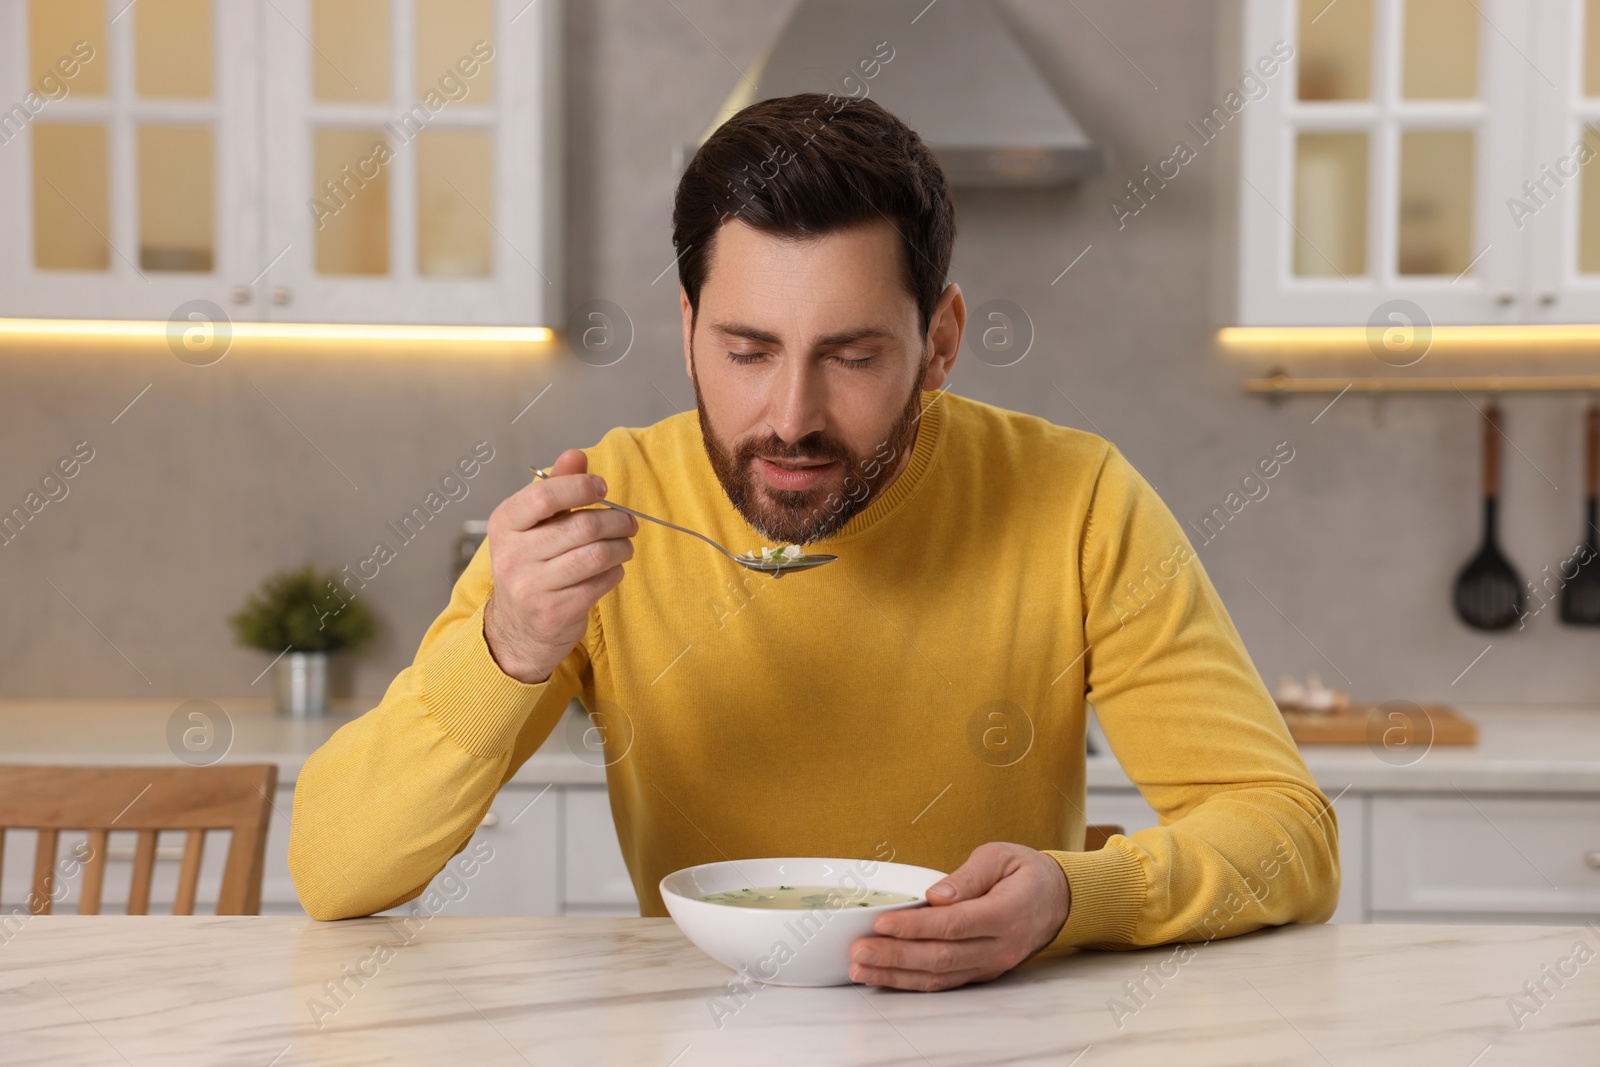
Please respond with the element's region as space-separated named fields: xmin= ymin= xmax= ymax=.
xmin=483 ymin=448 xmax=638 ymax=683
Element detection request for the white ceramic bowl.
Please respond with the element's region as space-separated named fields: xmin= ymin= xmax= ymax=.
xmin=660 ymin=856 xmax=947 ymax=987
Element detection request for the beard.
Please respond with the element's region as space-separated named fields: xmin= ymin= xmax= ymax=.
xmin=692 ymin=342 xmax=929 ymax=546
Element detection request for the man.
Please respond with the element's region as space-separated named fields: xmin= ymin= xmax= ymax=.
xmin=291 ymin=92 xmax=1339 ymax=992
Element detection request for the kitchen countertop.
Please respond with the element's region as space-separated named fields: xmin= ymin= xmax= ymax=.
xmin=2 ymin=700 xmax=1599 ymax=794
xmin=3 ymin=916 xmax=1595 ymax=1065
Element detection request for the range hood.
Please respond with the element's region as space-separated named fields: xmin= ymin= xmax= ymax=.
xmin=686 ymin=0 xmax=1103 ymax=187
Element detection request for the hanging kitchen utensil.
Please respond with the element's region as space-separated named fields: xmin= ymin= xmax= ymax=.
xmin=1560 ymin=403 xmax=1600 ymax=625
xmin=1453 ymin=401 xmax=1524 ymax=630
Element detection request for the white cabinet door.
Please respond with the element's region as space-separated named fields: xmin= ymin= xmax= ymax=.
xmin=259 ymin=0 xmax=562 ymax=326
xmin=561 ymin=785 xmax=639 ymax=915
xmin=1234 ymin=0 xmax=1531 ymax=325
xmin=1525 ymin=0 xmax=1600 ymax=322
xmin=1371 ymin=793 xmax=1600 ymax=918
xmin=0 ymin=0 xmax=263 ymax=320
xmin=380 ymin=784 xmax=562 ymax=918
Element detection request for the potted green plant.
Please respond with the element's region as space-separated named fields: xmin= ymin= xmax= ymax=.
xmin=229 ymin=564 xmax=375 ymax=717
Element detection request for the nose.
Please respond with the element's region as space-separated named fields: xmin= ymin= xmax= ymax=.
xmin=766 ymin=356 xmax=828 ymax=447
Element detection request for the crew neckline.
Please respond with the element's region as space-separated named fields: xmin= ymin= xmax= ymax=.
xmin=817 ymin=388 xmax=949 ymax=545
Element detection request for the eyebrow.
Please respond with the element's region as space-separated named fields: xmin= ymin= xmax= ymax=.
xmin=708 ymin=321 xmax=898 ymax=349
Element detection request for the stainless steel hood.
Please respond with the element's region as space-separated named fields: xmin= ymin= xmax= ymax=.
xmin=686 ymin=0 xmax=1103 ymax=187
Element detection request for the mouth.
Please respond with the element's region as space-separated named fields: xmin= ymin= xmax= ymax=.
xmin=753 ymin=456 xmax=839 ymax=491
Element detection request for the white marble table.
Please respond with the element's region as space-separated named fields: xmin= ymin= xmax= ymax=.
xmin=3 ymin=917 xmax=1596 ymax=1065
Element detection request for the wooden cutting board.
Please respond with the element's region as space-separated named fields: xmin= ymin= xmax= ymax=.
xmin=1277 ymin=703 xmax=1478 ymax=746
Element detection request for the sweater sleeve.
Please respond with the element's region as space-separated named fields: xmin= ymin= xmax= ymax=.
xmin=288 ymin=535 xmax=587 ymax=920
xmin=1038 ymin=443 xmax=1340 ymax=952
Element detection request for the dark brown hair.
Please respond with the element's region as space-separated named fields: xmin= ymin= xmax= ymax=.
xmin=672 ymin=92 xmax=956 ymax=338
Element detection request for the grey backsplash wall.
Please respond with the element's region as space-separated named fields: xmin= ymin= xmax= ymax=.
xmin=4 ymin=0 xmax=1597 ymax=704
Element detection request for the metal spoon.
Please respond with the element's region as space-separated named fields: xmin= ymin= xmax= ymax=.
xmin=530 ymin=467 xmax=837 ymax=576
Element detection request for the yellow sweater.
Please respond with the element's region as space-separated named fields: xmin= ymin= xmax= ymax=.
xmin=290 ymin=391 xmax=1339 ymax=951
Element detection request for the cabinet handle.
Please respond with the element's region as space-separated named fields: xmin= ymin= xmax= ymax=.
xmin=1585 ymin=850 xmax=1600 ymax=870
xmin=231 ymin=285 xmax=252 ymax=305
xmin=479 ymin=812 xmax=499 ymax=829
xmin=272 ymin=287 xmax=293 ymax=306
xmin=1495 ymin=292 xmax=1516 ymax=306
xmin=1538 ymin=292 xmax=1558 ymax=307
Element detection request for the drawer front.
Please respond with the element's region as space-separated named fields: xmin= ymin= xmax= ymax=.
xmin=1371 ymin=795 xmax=1600 ymax=915
xmin=562 ymin=786 xmax=638 ymax=910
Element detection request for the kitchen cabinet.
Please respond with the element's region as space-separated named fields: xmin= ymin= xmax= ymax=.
xmin=561 ymin=785 xmax=642 ymax=915
xmin=0 ymin=0 xmax=562 ymax=326
xmin=1370 ymin=793 xmax=1600 ymax=920
xmin=1227 ymin=0 xmax=1600 ymax=326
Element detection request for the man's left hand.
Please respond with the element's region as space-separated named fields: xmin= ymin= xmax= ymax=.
xmin=848 ymin=842 xmax=1071 ymax=991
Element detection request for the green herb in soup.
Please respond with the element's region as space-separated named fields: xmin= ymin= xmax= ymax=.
xmin=699 ymin=885 xmax=920 ymax=909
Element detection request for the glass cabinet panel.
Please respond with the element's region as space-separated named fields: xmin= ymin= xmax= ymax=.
xmin=1298 ymin=0 xmax=1372 ymax=101
xmin=29 ymin=0 xmax=106 ymax=97
xmin=1587 ymin=0 xmax=1600 ymax=97
xmin=138 ymin=125 xmax=215 ymax=272
xmin=1294 ymin=131 xmax=1369 ymax=276
xmin=1578 ymin=128 xmax=1600 ymax=274
xmin=1397 ymin=129 xmax=1474 ymax=275
xmin=313 ymin=128 xmax=391 ymax=275
xmin=311 ymin=0 xmax=389 ymax=103
xmin=135 ymin=0 xmax=213 ymax=99
xmin=1402 ymin=0 xmax=1478 ymax=99
xmin=33 ymin=124 xmax=110 ymax=271
xmin=417 ymin=129 xmax=492 ymax=276
xmin=415 ymin=0 xmax=494 ymax=103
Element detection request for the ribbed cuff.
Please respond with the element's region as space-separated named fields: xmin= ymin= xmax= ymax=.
xmin=1040 ymin=842 xmax=1148 ymax=951
xmin=420 ymin=603 xmax=548 ymax=757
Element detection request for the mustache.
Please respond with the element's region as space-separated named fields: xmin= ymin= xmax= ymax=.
xmin=736 ymin=433 xmax=851 ymax=465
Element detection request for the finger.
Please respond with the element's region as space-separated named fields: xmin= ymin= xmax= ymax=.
xmin=849 ymin=961 xmax=997 ymax=992
xmin=851 ymin=933 xmax=998 ymax=974
xmin=533 ymin=506 xmax=639 ymax=561
xmin=924 ymin=843 xmax=1015 ymax=906
xmin=545 ymin=563 xmax=626 ymax=605
xmin=546 ymin=448 xmax=588 ymax=479
xmin=545 ymin=536 xmax=635 ymax=590
xmin=501 ymin=467 xmax=605 ymax=533
xmin=875 ymin=894 xmax=1008 ymax=942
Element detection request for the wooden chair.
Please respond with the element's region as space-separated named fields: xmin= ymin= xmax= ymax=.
xmin=0 ymin=764 xmax=277 ymax=916
xmin=1083 ymin=823 xmax=1124 ymax=851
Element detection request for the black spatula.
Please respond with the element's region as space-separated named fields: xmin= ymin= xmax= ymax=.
xmin=1560 ymin=403 xmax=1600 ymax=625
xmin=1453 ymin=402 xmax=1524 ymax=630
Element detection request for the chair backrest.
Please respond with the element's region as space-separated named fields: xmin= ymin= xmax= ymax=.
xmin=0 ymin=764 xmax=277 ymax=916
xmin=1083 ymin=823 xmax=1124 ymax=851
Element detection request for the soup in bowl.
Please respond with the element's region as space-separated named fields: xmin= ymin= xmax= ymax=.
xmin=660 ymin=856 xmax=947 ymax=987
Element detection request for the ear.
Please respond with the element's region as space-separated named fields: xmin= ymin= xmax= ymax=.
xmin=919 ymin=282 xmax=965 ymax=391
xmin=681 ymin=286 xmax=695 ymax=380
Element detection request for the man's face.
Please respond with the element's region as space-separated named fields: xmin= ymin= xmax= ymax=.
xmin=682 ymin=219 xmax=959 ymax=545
